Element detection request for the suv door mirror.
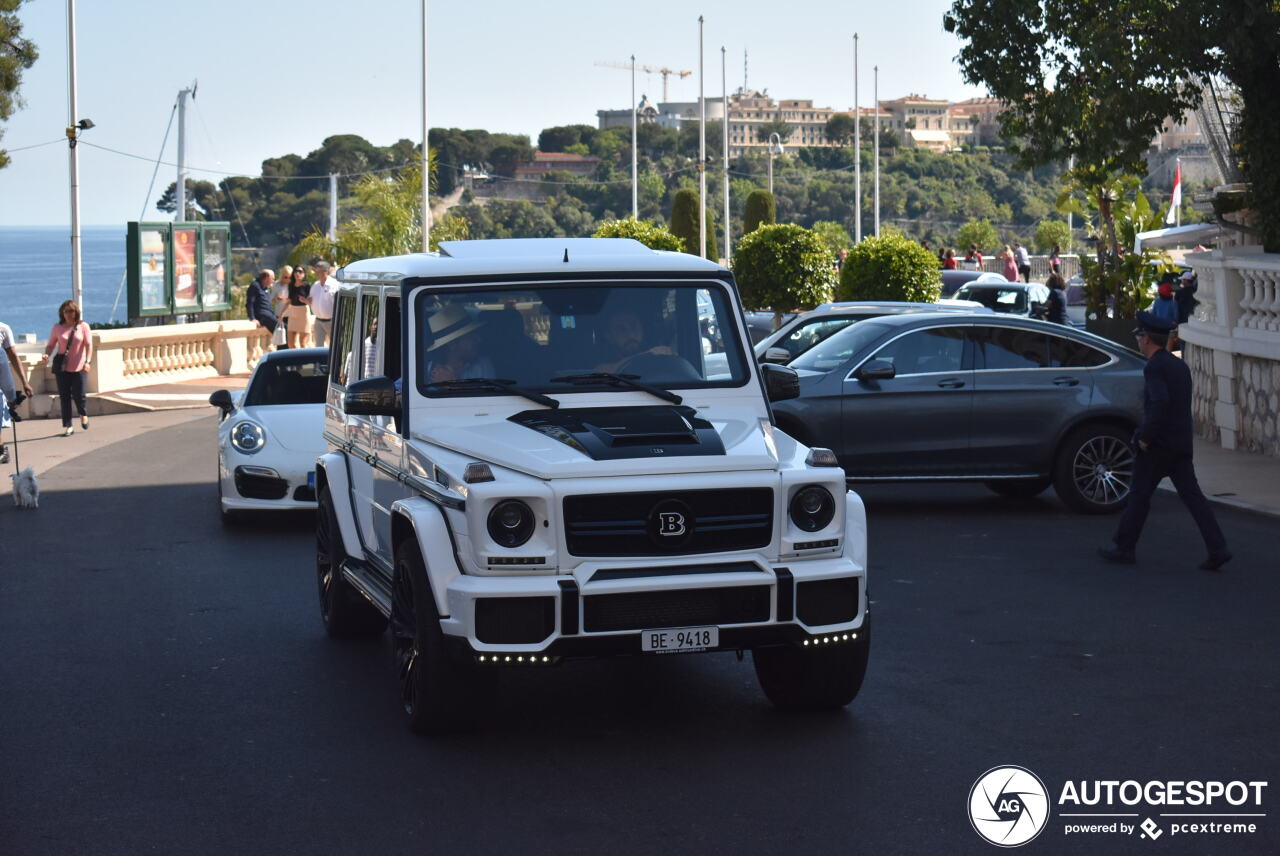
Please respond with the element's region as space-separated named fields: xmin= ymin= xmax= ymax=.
xmin=855 ymin=359 xmax=896 ymax=381
xmin=760 ymin=363 xmax=800 ymax=402
xmin=345 ymin=376 xmax=399 ymax=416
xmin=759 ymin=346 xmax=791 ymax=365
xmin=208 ymin=389 xmax=234 ymax=420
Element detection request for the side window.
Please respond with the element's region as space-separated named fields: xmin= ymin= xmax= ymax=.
xmin=330 ymin=292 xmax=357 ymax=386
xmin=870 ymin=327 xmax=965 ymax=375
xmin=977 ymin=326 xmax=1048 ymax=369
xmin=779 ymin=317 xmax=858 ymax=359
xmin=1048 ymin=334 xmax=1109 ymax=368
xmin=354 ymin=294 xmax=381 ymax=380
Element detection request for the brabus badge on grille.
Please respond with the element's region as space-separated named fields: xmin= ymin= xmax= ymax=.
xmin=651 ymin=447 xmax=665 ymax=454
xmin=657 ymin=512 xmax=686 ymax=537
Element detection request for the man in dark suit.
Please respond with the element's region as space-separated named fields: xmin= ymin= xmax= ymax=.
xmin=1099 ymin=311 xmax=1231 ymax=570
xmin=247 ymin=269 xmax=279 ymax=334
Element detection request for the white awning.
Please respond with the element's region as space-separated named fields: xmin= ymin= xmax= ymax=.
xmin=1134 ymin=222 xmax=1221 ymax=253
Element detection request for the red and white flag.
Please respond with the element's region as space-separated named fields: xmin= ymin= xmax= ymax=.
xmin=1165 ymin=160 xmax=1182 ymax=225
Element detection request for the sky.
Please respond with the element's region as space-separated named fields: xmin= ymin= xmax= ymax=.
xmin=0 ymin=0 xmax=988 ymax=227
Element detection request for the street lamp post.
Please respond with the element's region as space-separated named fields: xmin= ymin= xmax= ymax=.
xmin=767 ymin=132 xmax=783 ymax=195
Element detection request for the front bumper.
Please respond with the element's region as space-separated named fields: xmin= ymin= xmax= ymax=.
xmin=437 ymin=555 xmax=866 ymax=662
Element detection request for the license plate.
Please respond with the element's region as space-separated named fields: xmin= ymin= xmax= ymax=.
xmin=307 ymin=471 xmax=315 ymax=489
xmin=641 ymin=626 xmax=718 ymax=654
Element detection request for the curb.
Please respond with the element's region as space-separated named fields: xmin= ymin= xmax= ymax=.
xmin=1157 ymin=482 xmax=1280 ymax=521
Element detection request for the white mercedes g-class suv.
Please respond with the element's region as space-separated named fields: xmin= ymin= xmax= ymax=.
xmin=315 ymin=238 xmax=869 ymax=732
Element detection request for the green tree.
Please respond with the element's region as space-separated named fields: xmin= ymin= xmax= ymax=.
xmin=756 ymin=119 xmax=793 ymax=144
xmin=837 ymin=232 xmax=942 ymax=302
xmin=810 ymin=220 xmax=853 ymax=257
xmin=0 ymin=0 xmax=37 ymax=170
xmin=156 ymin=179 xmax=226 ymax=220
xmin=956 ymin=219 xmax=999 ymax=255
xmin=733 ymin=224 xmax=836 ymax=325
xmin=292 ymin=158 xmax=467 ymax=264
xmin=592 ymin=218 xmax=685 ymax=251
xmin=668 ymin=189 xmax=701 ymax=254
xmin=824 ymin=113 xmax=857 ymax=146
xmin=1033 ymin=219 xmax=1072 ymax=253
xmin=538 ymin=124 xmax=597 ymax=153
xmin=744 ymin=189 xmax=776 ymax=234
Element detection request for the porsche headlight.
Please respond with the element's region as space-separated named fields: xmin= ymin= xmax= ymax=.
xmin=230 ymin=421 xmax=266 ymax=454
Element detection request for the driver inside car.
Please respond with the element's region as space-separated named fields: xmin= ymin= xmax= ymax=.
xmin=594 ymin=308 xmax=673 ymax=373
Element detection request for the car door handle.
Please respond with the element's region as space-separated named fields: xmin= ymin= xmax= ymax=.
xmin=1053 ymin=376 xmax=1080 ymax=387
xmin=936 ymin=378 xmax=965 ymax=389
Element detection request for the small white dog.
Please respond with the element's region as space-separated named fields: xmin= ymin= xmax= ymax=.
xmin=12 ymin=466 xmax=39 ymax=508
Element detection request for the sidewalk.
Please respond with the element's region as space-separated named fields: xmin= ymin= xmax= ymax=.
xmin=1164 ymin=437 xmax=1280 ymax=520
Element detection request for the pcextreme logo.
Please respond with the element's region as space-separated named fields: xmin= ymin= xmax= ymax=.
xmin=968 ymin=767 xmax=1269 ymax=847
xmin=969 ymin=766 xmax=1051 ymax=847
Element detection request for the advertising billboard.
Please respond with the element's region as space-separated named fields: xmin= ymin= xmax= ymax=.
xmin=127 ymin=222 xmax=233 ymax=317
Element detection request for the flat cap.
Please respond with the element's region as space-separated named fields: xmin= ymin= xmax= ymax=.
xmin=1134 ymin=309 xmax=1177 ymax=334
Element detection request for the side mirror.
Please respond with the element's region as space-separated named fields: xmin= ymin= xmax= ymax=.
xmin=855 ymin=359 xmax=896 ymax=381
xmin=209 ymin=389 xmax=234 ymax=420
xmin=344 ymin=376 xmax=399 ymax=416
xmin=759 ymin=346 xmax=791 ymax=365
xmin=760 ymin=363 xmax=800 ymax=402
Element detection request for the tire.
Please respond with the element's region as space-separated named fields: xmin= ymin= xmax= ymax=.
xmin=316 ymin=488 xmax=387 ymax=638
xmin=390 ymin=542 xmax=488 ymax=734
xmin=984 ymin=477 xmax=1052 ymax=499
xmin=753 ymin=617 xmax=871 ymax=712
xmin=1053 ymin=424 xmax=1135 ymax=514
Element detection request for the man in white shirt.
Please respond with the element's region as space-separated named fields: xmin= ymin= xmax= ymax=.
xmin=1 ymin=320 xmax=34 ymax=465
xmin=307 ymin=261 xmax=339 ymax=348
xmin=1014 ymin=241 xmax=1031 ymax=283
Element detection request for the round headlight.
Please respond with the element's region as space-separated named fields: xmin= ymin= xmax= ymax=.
xmin=789 ymin=485 xmax=835 ymax=532
xmin=230 ymin=421 xmax=265 ymax=454
xmin=487 ymin=500 xmax=535 ymax=548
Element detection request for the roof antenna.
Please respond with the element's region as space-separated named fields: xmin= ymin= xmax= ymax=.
xmin=563 ymin=247 xmax=570 ymax=263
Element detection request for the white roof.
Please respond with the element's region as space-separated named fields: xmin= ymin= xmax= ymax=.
xmin=337 ymin=238 xmax=727 ymax=284
xmin=1134 ymin=222 xmax=1221 ymax=252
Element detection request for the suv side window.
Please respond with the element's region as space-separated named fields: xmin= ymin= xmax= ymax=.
xmin=869 ymin=326 xmax=966 ymax=375
xmin=1048 ymin=333 xmax=1109 ymax=368
xmin=331 ymin=292 xmax=358 ymax=386
xmin=778 ymin=317 xmax=861 ymax=359
xmin=975 ymin=326 xmax=1048 ymax=369
xmin=355 ymin=292 xmax=381 ymax=380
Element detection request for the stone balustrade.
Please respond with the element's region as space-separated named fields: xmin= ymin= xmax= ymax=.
xmin=1183 ymin=247 xmax=1280 ymax=456
xmin=14 ymin=321 xmax=273 ymax=400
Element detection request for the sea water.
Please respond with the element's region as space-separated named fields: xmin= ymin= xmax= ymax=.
xmin=0 ymin=225 xmax=127 ymax=339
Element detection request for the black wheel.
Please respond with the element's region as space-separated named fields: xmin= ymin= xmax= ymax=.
xmin=1053 ymin=424 xmax=1135 ymax=514
xmin=390 ymin=543 xmax=487 ymax=734
xmin=753 ymin=617 xmax=871 ymax=711
xmin=317 ymin=488 xmax=387 ymax=638
xmin=984 ymin=477 xmax=1052 ymax=499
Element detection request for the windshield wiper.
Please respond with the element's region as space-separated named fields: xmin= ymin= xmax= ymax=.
xmin=427 ymin=377 xmax=560 ymax=409
xmin=549 ymin=372 xmax=683 ymax=405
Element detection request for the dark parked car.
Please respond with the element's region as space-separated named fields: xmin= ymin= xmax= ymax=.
xmin=772 ymin=313 xmax=1145 ymax=513
xmin=754 ymin=301 xmax=991 ymax=365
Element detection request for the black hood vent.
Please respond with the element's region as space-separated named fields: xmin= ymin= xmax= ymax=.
xmin=509 ymin=405 xmax=726 ymax=461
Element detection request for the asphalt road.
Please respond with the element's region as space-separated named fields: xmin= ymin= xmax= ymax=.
xmin=2 ymin=414 xmax=1277 ymax=856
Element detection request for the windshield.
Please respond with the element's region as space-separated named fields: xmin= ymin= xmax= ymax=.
xmin=245 ymin=356 xmax=329 ymax=406
xmin=789 ymin=320 xmax=894 ymax=373
xmin=955 ymin=285 xmax=1027 ymax=313
xmin=413 ymin=282 xmax=749 ymax=396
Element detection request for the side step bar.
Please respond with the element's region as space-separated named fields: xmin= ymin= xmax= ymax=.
xmin=341 ymin=559 xmax=393 ymax=617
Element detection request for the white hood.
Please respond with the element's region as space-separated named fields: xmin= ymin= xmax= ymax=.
xmin=246 ymin=403 xmax=326 ymax=453
xmin=411 ymin=395 xmax=779 ymax=480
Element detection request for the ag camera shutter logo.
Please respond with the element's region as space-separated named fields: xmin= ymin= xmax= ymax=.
xmin=969 ymin=766 xmax=1050 ymax=847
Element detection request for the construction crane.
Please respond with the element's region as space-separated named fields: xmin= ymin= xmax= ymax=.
xmin=594 ymin=60 xmax=692 ymax=102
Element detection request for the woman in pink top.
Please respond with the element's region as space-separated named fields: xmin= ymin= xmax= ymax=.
xmin=43 ymin=299 xmax=93 ymax=436
xmin=1000 ymin=245 xmax=1019 ymax=282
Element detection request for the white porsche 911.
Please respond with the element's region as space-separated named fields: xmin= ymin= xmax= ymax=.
xmin=210 ymin=348 xmax=329 ymax=524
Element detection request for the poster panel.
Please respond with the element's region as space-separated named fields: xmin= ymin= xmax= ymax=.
xmin=202 ymin=228 xmax=230 ymax=308
xmin=139 ymin=228 xmax=168 ymax=311
xmin=173 ymin=228 xmax=198 ymax=308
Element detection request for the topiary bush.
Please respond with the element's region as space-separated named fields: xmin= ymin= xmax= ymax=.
xmin=669 ymin=189 xmax=700 ymax=253
xmin=593 ymin=218 xmax=685 ymax=252
xmin=733 ymin=224 xmax=836 ymax=322
xmin=743 ymin=189 xmax=777 ymax=234
xmin=837 ymin=232 xmax=942 ymax=302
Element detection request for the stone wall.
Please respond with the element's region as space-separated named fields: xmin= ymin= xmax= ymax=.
xmin=1234 ymin=354 xmax=1280 ymax=456
xmin=1184 ymin=342 xmax=1221 ymax=444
